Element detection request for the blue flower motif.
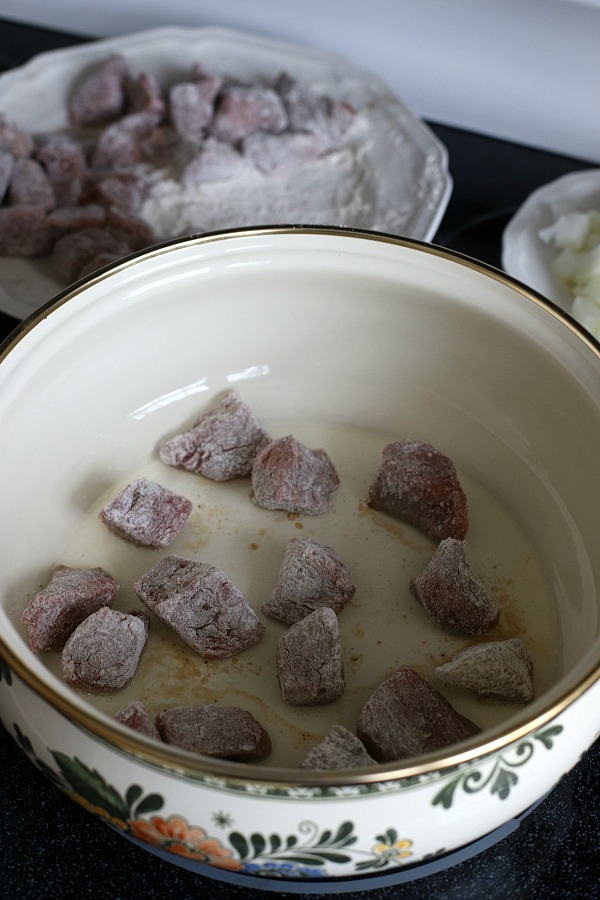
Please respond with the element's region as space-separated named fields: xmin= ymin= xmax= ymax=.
xmin=242 ymin=860 xmax=325 ymax=879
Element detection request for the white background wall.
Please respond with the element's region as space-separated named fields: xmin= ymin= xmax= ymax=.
xmin=1 ymin=0 xmax=599 ymax=162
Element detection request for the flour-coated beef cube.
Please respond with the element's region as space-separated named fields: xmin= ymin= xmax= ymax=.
xmin=91 ymin=171 xmax=148 ymax=212
xmin=69 ymin=54 xmax=129 ymax=127
xmin=169 ymin=77 xmax=221 ymax=143
xmin=125 ymin=71 xmax=166 ymax=117
xmin=357 ymin=666 xmax=480 ymax=762
xmin=46 ymin=203 xmax=107 ymax=234
xmin=277 ymin=606 xmax=345 ymax=705
xmin=436 ymin=638 xmax=534 ymax=703
xmin=182 ymin=138 xmax=253 ymax=186
xmin=0 ymin=205 xmax=54 ymax=256
xmin=410 ymin=538 xmax=499 ymax=636
xmin=368 ymin=440 xmax=469 ymax=541
xmin=160 ymin=390 xmax=270 ymax=481
xmin=52 ymin=226 xmax=132 ymax=282
xmin=21 ymin=564 xmax=119 ymax=653
xmin=91 ymin=111 xmax=162 ymax=171
xmin=62 ymin=607 xmax=149 ymax=692
xmin=300 ymin=725 xmax=376 ymax=770
xmin=251 ymin=434 xmax=339 ymax=515
xmin=106 ymin=205 xmax=155 ymax=250
xmin=263 ymin=536 xmax=355 ymax=625
xmin=7 ymin=158 xmax=55 ymax=210
xmin=99 ymin=477 xmax=192 ymax=549
xmin=115 ymin=700 xmax=162 ymax=740
xmin=211 ymin=85 xmax=288 ymax=144
xmin=134 ymin=555 xmax=264 ymax=658
xmin=276 ymin=72 xmax=356 ymax=146
xmin=36 ymin=134 xmax=87 ymax=207
xmin=155 ymin=705 xmax=271 ymax=760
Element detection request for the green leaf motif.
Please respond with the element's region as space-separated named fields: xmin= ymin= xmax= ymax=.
xmin=228 ymin=832 xmax=250 ymax=860
xmin=125 ymin=784 xmax=143 ymax=808
xmin=52 ymin=752 xmax=130 ymax=820
xmin=491 ymin=768 xmax=518 ymax=800
xmin=535 ymin=725 xmax=563 ymax=750
xmin=133 ymin=793 xmax=164 ymax=817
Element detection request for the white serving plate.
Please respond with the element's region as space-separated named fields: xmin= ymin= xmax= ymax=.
xmin=501 ymin=168 xmax=600 ymax=315
xmin=0 ymin=26 xmax=452 ymax=320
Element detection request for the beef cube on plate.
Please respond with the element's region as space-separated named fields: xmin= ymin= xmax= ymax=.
xmin=169 ymin=77 xmax=221 ymax=144
xmin=160 ymin=389 xmax=270 ymax=481
xmin=211 ymin=85 xmax=288 ymax=144
xmin=368 ymin=439 xmax=469 ymax=541
xmin=300 ymin=725 xmax=376 ymax=770
xmin=62 ymin=607 xmax=149 ymax=692
xmin=115 ymin=700 xmax=162 ymax=740
xmin=69 ymin=54 xmax=129 ymax=127
xmin=7 ymin=158 xmax=55 ymax=210
xmin=251 ymin=434 xmax=339 ymax=515
xmin=410 ymin=538 xmax=499 ymax=637
xmin=133 ymin=555 xmax=264 ymax=658
xmin=276 ymin=607 xmax=345 ymax=705
xmin=91 ymin=111 xmax=162 ymax=171
xmin=21 ymin=564 xmax=119 ymax=653
xmin=36 ymin=134 xmax=87 ymax=207
xmin=0 ymin=204 xmax=54 ymax=256
xmin=125 ymin=71 xmax=166 ymax=117
xmin=263 ymin=536 xmax=355 ymax=625
xmin=52 ymin=226 xmax=132 ymax=283
xmin=357 ymin=666 xmax=480 ymax=762
xmin=46 ymin=203 xmax=107 ymax=235
xmin=91 ymin=171 xmax=148 ymax=212
xmin=98 ymin=477 xmax=192 ymax=549
xmin=155 ymin=705 xmax=271 ymax=760
xmin=276 ymin=73 xmax=356 ymax=146
xmin=436 ymin=638 xmax=534 ymax=703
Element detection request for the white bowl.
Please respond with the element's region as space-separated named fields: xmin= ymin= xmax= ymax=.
xmin=1 ymin=226 xmax=600 ymax=883
xmin=502 ymin=168 xmax=600 ymax=314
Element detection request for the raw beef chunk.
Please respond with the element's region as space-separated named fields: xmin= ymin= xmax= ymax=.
xmin=160 ymin=390 xmax=270 ymax=481
xmin=276 ymin=73 xmax=356 ymax=147
xmin=98 ymin=477 xmax=192 ymax=549
xmin=300 ymin=725 xmax=376 ymax=770
xmin=155 ymin=705 xmax=271 ymax=760
xmin=0 ymin=205 xmax=54 ymax=256
xmin=436 ymin=638 xmax=534 ymax=703
xmin=263 ymin=536 xmax=355 ymax=624
xmin=69 ymin=54 xmax=129 ymax=127
xmin=7 ymin=158 xmax=55 ymax=209
xmin=368 ymin=440 xmax=468 ymax=541
xmin=410 ymin=538 xmax=500 ymax=637
xmin=36 ymin=134 xmax=87 ymax=207
xmin=126 ymin=71 xmax=166 ymax=117
xmin=169 ymin=77 xmax=221 ymax=143
xmin=133 ymin=555 xmax=264 ymax=658
xmin=52 ymin=226 xmax=133 ymax=283
xmin=21 ymin=564 xmax=119 ymax=653
xmin=62 ymin=607 xmax=149 ymax=692
xmin=115 ymin=700 xmax=162 ymax=740
xmin=276 ymin=607 xmax=345 ymax=705
xmin=356 ymin=666 xmax=480 ymax=762
xmin=251 ymin=434 xmax=339 ymax=515
xmin=91 ymin=111 xmax=161 ymax=171
xmin=211 ymin=85 xmax=288 ymax=144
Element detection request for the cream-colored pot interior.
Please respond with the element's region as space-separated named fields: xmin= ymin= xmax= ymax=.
xmin=1 ymin=227 xmax=599 ymax=776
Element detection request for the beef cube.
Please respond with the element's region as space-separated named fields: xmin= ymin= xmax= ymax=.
xmin=106 ymin=205 xmax=155 ymax=250
xmin=0 ymin=205 xmax=55 ymax=256
xmin=276 ymin=73 xmax=356 ymax=144
xmin=251 ymin=434 xmax=339 ymax=515
xmin=62 ymin=607 xmax=149 ymax=692
xmin=115 ymin=700 xmax=162 ymax=740
xmin=300 ymin=725 xmax=376 ymax=770
xmin=76 ymin=251 xmax=124 ymax=280
xmin=36 ymin=134 xmax=87 ymax=207
xmin=263 ymin=536 xmax=355 ymax=624
xmin=98 ymin=477 xmax=192 ymax=549
xmin=155 ymin=705 xmax=271 ymax=760
xmin=69 ymin=54 xmax=129 ymax=127
xmin=52 ymin=226 xmax=132 ymax=283
xmin=125 ymin=71 xmax=166 ymax=117
xmin=91 ymin=111 xmax=161 ymax=171
xmin=410 ymin=538 xmax=500 ymax=637
xmin=211 ymin=85 xmax=288 ymax=144
xmin=160 ymin=389 xmax=270 ymax=481
xmin=357 ymin=666 xmax=480 ymax=762
xmin=0 ymin=117 xmax=34 ymax=158
xmin=46 ymin=203 xmax=107 ymax=234
xmin=21 ymin=564 xmax=119 ymax=653
xmin=276 ymin=606 xmax=345 ymax=705
xmin=368 ymin=440 xmax=469 ymax=541
xmin=133 ymin=555 xmax=264 ymax=658
xmin=242 ymin=131 xmax=327 ymax=174
xmin=7 ymin=158 xmax=55 ymax=210
xmin=91 ymin=171 xmax=147 ymax=212
xmin=168 ymin=77 xmax=221 ymax=143
xmin=436 ymin=638 xmax=534 ymax=703
xmin=0 ymin=148 xmax=15 ymax=203
xmin=182 ymin=138 xmax=253 ymax=186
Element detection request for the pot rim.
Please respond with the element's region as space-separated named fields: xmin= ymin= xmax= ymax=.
xmin=2 ymin=224 xmax=600 ymax=788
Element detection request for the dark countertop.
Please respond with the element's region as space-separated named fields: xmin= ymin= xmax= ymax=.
xmin=1 ymin=17 xmax=599 ymax=899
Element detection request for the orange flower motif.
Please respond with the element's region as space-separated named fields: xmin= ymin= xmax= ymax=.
xmin=70 ymin=792 xmax=127 ymax=831
xmin=129 ymin=815 xmax=242 ymax=870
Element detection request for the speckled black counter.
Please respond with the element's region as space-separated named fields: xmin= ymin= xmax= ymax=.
xmin=1 ymin=18 xmax=599 ymax=898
